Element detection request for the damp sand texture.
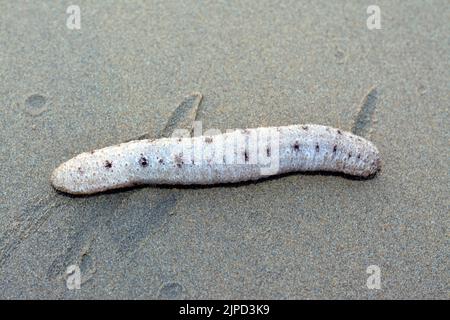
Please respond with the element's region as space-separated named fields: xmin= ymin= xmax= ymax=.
xmin=0 ymin=0 xmax=448 ymax=299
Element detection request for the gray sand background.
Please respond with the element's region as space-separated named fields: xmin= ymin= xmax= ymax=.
xmin=0 ymin=1 xmax=448 ymax=299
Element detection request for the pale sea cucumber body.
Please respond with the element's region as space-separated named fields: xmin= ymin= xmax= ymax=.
xmin=51 ymin=124 xmax=381 ymax=195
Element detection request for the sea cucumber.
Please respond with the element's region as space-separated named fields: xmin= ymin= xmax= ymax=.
xmin=51 ymin=124 xmax=381 ymax=195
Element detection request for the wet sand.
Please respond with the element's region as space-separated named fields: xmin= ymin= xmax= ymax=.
xmin=0 ymin=1 xmax=448 ymax=298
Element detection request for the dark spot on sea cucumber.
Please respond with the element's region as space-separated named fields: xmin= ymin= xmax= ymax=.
xmin=348 ymin=152 xmax=352 ymax=158
xmin=266 ymin=147 xmax=271 ymax=157
xmin=337 ymin=130 xmax=342 ymax=135
xmin=302 ymin=126 xmax=308 ymax=130
xmin=333 ymin=145 xmax=337 ymax=153
xmin=90 ymin=150 xmax=95 ymax=154
xmin=139 ymin=155 xmax=149 ymax=167
xmin=104 ymin=160 xmax=112 ymax=169
xmin=178 ymin=138 xmax=182 ymax=142
xmin=159 ymin=158 xmax=164 ymax=165
xmin=174 ymin=153 xmax=184 ymax=167
xmin=293 ymin=141 xmax=300 ymax=151
xmin=315 ymin=144 xmax=320 ymax=152
xmin=78 ymin=167 xmax=84 ymax=175
xmin=205 ymin=137 xmax=213 ymax=143
xmin=357 ymin=154 xmax=361 ymax=159
xmin=244 ymin=150 xmax=249 ymax=162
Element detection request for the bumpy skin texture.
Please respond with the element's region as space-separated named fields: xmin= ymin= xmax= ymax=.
xmin=51 ymin=124 xmax=381 ymax=195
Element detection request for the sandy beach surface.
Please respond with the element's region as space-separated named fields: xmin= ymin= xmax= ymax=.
xmin=0 ymin=1 xmax=448 ymax=299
